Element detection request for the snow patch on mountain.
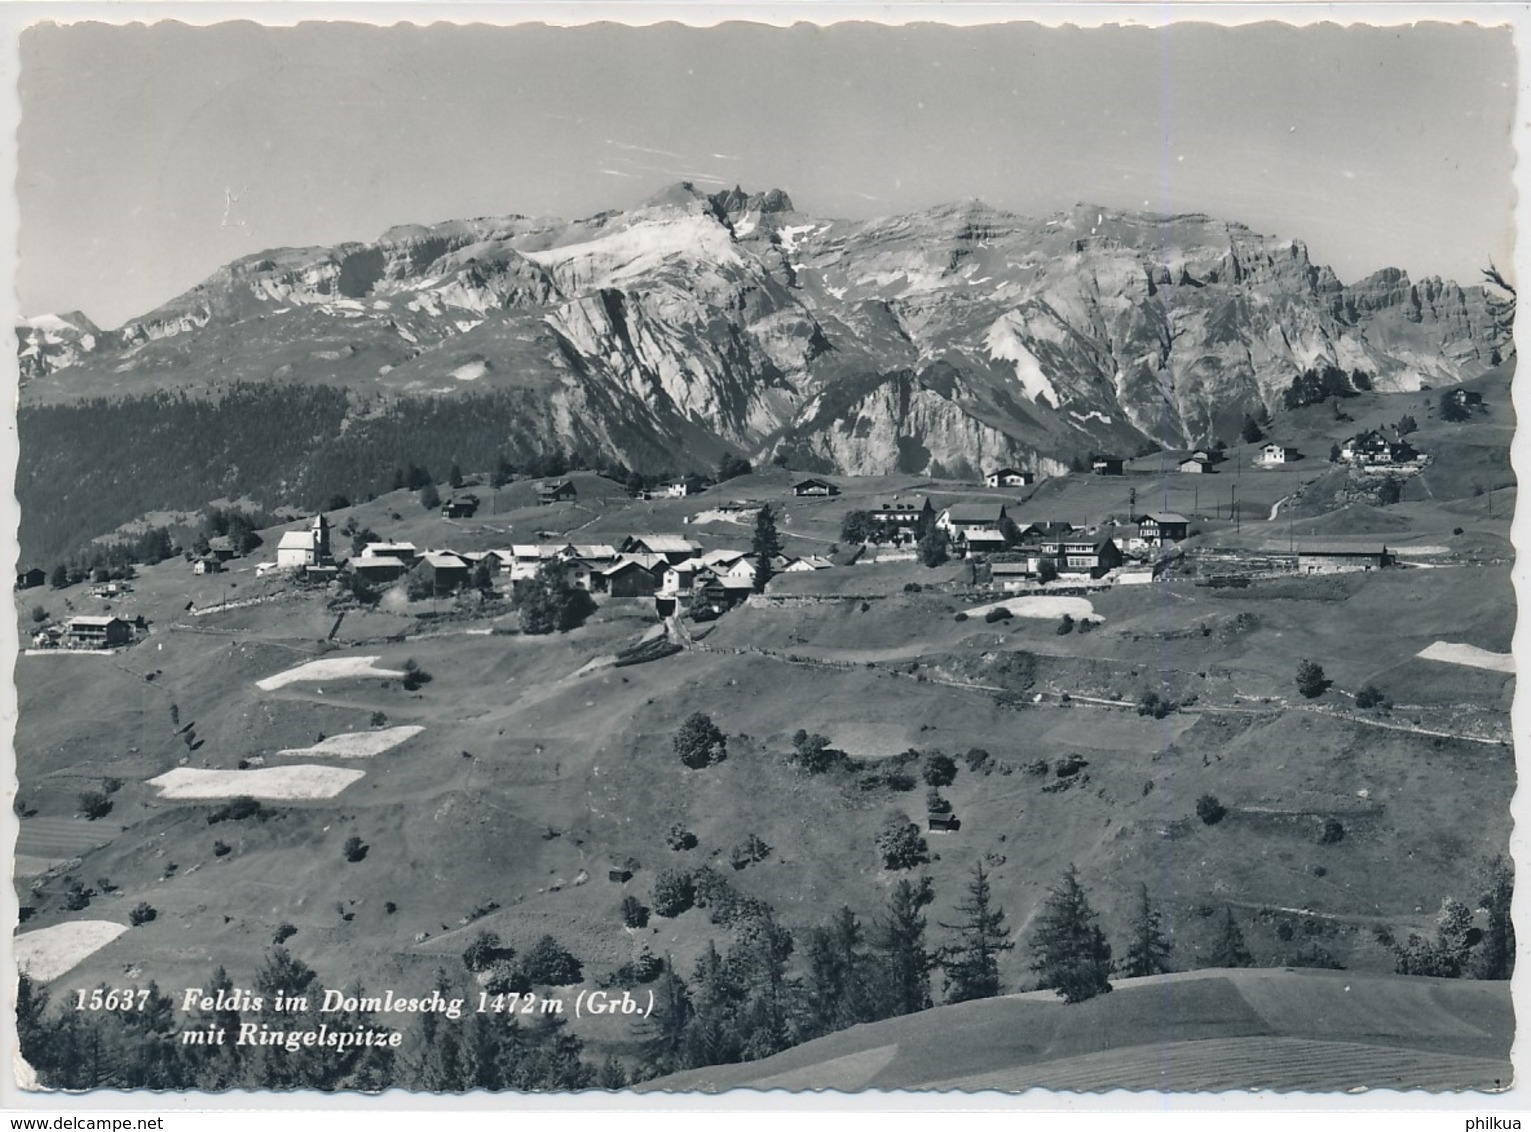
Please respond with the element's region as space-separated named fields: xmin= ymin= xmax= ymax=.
xmin=985 ymin=313 xmax=1061 ymax=407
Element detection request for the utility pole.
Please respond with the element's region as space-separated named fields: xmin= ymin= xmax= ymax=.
xmin=1232 ymin=484 xmax=1239 ymax=533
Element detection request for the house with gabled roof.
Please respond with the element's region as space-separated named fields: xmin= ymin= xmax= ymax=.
xmin=1138 ymin=512 xmax=1190 ymax=546
xmin=793 ymin=478 xmax=840 ymax=497
xmin=619 ymin=535 xmax=701 ymax=563
xmin=537 ymin=479 xmax=577 ymax=505
xmin=938 ymin=502 xmax=1009 ymax=541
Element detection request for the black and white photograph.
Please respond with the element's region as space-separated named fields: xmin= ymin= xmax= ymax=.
xmin=4 ymin=5 xmax=1523 ymax=1108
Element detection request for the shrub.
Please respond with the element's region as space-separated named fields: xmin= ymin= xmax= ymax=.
xmin=342 ymin=835 xmax=369 ymax=863
xmin=485 ymin=961 xmax=532 ymax=995
xmin=402 ymin=659 xmax=433 ymax=692
xmin=1196 ymin=794 xmax=1227 ymax=825
xmin=212 ymin=840 xmax=231 ymax=857
xmin=1024 ymin=759 xmax=1050 ymax=777
xmin=63 ymin=880 xmax=93 ymax=911
xmin=208 ymin=796 xmax=263 ymax=824
xmin=1453 ymin=527 xmax=1464 ymax=536
xmin=790 ymin=730 xmax=844 ymax=773
xmin=673 ymin=712 xmax=727 ymax=769
xmin=729 ymin=834 xmax=772 ymax=871
xmin=984 ymin=607 xmax=1013 ymax=624
xmin=29 ymin=606 xmax=47 ymax=624
xmin=903 ymin=582 xmax=923 ymax=593
xmin=620 ymin=895 xmax=649 ymax=928
xmin=370 ymin=710 xmax=389 ymax=727
xmin=273 ymin=923 xmax=297 ymax=945
xmin=651 ymin=869 xmax=696 ymax=918
xmin=1319 ymin=819 xmax=1345 ymax=845
xmin=1294 ymin=659 xmax=1329 ymax=699
xmin=1355 ymin=684 xmax=1390 ymax=710
xmin=964 ymin=748 xmax=993 ymax=773
xmin=129 ymin=902 xmax=157 ymax=926
xmin=665 ymin=825 xmax=698 ymax=851
xmin=1056 ymin=614 xmax=1075 ymax=636
xmin=922 ymin=752 xmax=958 ymax=787
xmin=78 ymin=791 xmax=112 ymax=821
xmin=385 ymin=902 xmax=397 ymax=914
xmin=875 ymin=813 xmax=930 ymax=870
xmin=521 ymin=934 xmax=583 ymax=985
xmin=1054 ymin=754 xmax=1088 ymax=778
xmin=925 ymin=788 xmax=952 ymax=814
xmin=1137 ymin=690 xmax=1173 ymax=719
xmin=462 ymin=930 xmax=508 ymax=973
xmin=954 ymin=612 xmax=968 ymax=623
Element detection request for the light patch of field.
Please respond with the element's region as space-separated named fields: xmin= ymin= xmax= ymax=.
xmin=1416 ymin=641 xmax=1514 ymax=673
xmin=274 ymin=725 xmax=424 ymax=760
xmin=15 ymin=817 xmax=120 ymax=859
xmin=1035 ymin=710 xmax=1198 ymax=752
xmin=1233 ymin=968 xmax=1490 ymax=1040
xmin=751 ymin=1045 xmax=900 ymax=1091
xmin=14 ymin=855 xmax=58 ymax=877
xmin=943 ymin=1037 xmax=1508 ymax=1093
xmin=255 ymin=655 xmax=405 ymax=690
xmin=147 ymin=765 xmax=365 ymax=800
xmin=16 ymin=920 xmax=129 ymax=982
xmin=965 ymin=594 xmax=1098 ymax=621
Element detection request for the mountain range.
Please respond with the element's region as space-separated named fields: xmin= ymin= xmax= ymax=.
xmin=17 ymin=183 xmax=1498 ymax=483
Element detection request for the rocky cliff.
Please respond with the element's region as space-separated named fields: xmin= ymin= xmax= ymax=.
xmin=18 ymin=186 xmax=1501 ymax=477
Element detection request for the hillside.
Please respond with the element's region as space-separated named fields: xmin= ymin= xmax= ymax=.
xmin=15 ymin=186 xmax=1504 ymax=562
xmin=643 ymin=968 xmax=1512 ymax=1092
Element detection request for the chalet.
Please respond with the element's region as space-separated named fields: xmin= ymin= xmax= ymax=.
xmin=792 ymin=478 xmax=840 ymax=497
xmin=602 ymin=558 xmax=661 ymax=599
xmin=938 ymin=503 xmax=1008 ymax=540
xmin=1340 ymin=430 xmax=1418 ymax=467
xmin=990 ymin=562 xmax=1037 ymax=591
xmin=690 ymin=575 xmax=752 ymax=616
xmin=15 ymin=567 xmax=46 ymax=591
xmin=207 ymin=536 xmax=238 ymax=561
xmin=620 ymin=535 xmax=701 ymax=564
xmin=1138 ymin=512 xmax=1190 ymax=547
xmin=660 ymin=559 xmax=706 ymax=597
xmin=928 ymin=815 xmax=961 ymax=833
xmin=537 ymin=480 xmax=577 ymax=506
xmin=441 ymin=494 xmax=480 ymax=519
xmin=419 ymin=552 xmax=470 ymax=593
xmin=699 ymin=548 xmax=750 ymax=571
xmin=1014 ymin=520 xmax=1075 ymax=544
xmin=782 ymin=555 xmax=834 ymax=572
xmin=90 ymin=580 xmax=132 ymax=597
xmin=350 ymin=556 xmax=407 ymax=585
xmin=275 ymin=515 xmax=332 ymax=570
xmin=1294 ymin=543 xmax=1394 ymax=574
xmin=1059 ymin=533 xmax=1123 ymax=576
xmin=1258 ymin=444 xmax=1299 ymax=466
xmin=1178 ymin=456 xmax=1212 ymax=474
xmin=985 ymin=468 xmax=1034 ymax=488
xmin=865 ymin=497 xmax=936 ymax=542
xmin=65 ymin=615 xmax=132 ymax=648
xmin=1091 ymin=455 xmax=1125 ymax=476
xmin=192 ymin=557 xmax=223 ymax=576
xmin=961 ymin=529 xmax=1009 ymax=557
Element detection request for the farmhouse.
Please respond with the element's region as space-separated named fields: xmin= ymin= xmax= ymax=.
xmin=1294 ymin=543 xmax=1394 ymax=574
xmin=1015 ymin=520 xmax=1075 ymax=543
xmin=1091 ymin=455 xmax=1125 ymax=476
xmin=985 ymin=467 xmax=1034 ymax=488
xmin=782 ymin=555 xmax=833 ymax=572
xmin=793 ymin=478 xmax=840 ymax=497
xmin=865 ymin=497 xmax=936 ymax=541
xmin=1178 ymin=456 xmax=1212 ymax=474
xmin=207 ymin=536 xmax=238 ymax=561
xmin=441 ymin=494 xmax=480 ymax=519
xmin=602 ymin=558 xmax=661 ymax=598
xmin=938 ymin=503 xmax=1008 ymax=541
xmin=192 ymin=557 xmax=223 ymax=576
xmin=1258 ymin=444 xmax=1299 ymax=465
xmin=961 ymin=529 xmax=1010 ymax=557
xmin=65 ymin=615 xmax=133 ymax=648
xmin=1138 ymin=512 xmax=1190 ymax=547
xmin=1340 ymin=430 xmax=1418 ymax=467
xmin=15 ymin=567 xmax=46 ymax=590
xmin=360 ymin=541 xmax=420 ymax=565
xmin=275 ymin=515 xmax=332 ymax=570
xmin=349 ymin=556 xmax=409 ymax=585
xmin=620 ymin=535 xmax=701 ymax=564
xmin=537 ymin=480 xmax=577 ymax=505
xmin=1059 ymin=533 xmax=1124 ymax=576
xmin=419 ymin=552 xmax=470 ymax=592
xmin=661 ymin=559 xmax=708 ymax=596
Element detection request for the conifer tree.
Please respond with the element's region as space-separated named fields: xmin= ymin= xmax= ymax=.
xmin=871 ymin=877 xmax=935 ymax=1017
xmin=752 ymin=504 xmax=783 ymax=592
xmin=939 ymin=861 xmax=1015 ymax=1003
xmin=1027 ymin=865 xmax=1113 ymax=1003
xmin=1210 ymin=906 xmax=1254 ymax=968
xmin=1121 ymin=883 xmax=1173 ymax=978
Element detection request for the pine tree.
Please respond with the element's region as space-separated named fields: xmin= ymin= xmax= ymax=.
xmin=939 ymin=861 xmax=1016 ymax=1003
xmin=752 ymin=504 xmax=782 ymax=592
xmin=638 ymin=961 xmax=695 ymax=1076
xmin=1210 ymin=906 xmax=1254 ymax=968
xmin=1027 ymin=865 xmax=1113 ymax=1004
xmin=1121 ymin=883 xmax=1173 ymax=978
xmin=871 ymin=877 xmax=935 ymax=1017
xmin=801 ymin=906 xmax=877 ymax=1038
xmin=1475 ymin=854 xmax=1515 ymax=980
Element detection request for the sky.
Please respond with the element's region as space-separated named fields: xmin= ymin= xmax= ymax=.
xmin=16 ymin=18 xmax=1517 ymax=329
